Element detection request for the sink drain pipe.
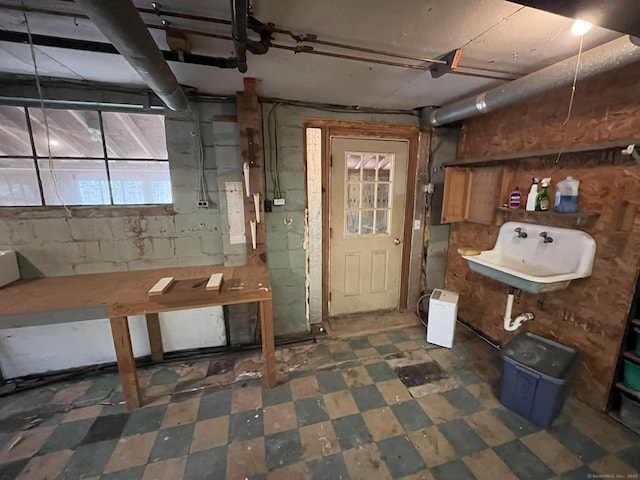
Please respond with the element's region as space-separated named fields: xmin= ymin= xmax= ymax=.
xmin=504 ymin=288 xmax=534 ymax=331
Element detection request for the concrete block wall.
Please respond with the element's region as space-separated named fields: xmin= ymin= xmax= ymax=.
xmin=261 ymin=103 xmax=419 ymax=335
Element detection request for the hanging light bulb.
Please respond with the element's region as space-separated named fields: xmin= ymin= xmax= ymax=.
xmin=571 ymin=19 xmax=592 ymax=36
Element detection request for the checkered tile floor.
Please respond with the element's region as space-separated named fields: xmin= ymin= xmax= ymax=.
xmin=0 ymin=323 xmax=638 ymax=479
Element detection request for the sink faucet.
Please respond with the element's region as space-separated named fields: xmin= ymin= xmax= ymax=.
xmin=539 ymin=231 xmax=554 ymax=243
xmin=514 ymin=227 xmax=527 ymax=239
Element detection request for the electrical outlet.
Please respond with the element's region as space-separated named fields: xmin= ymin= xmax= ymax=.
xmin=273 ymin=198 xmax=285 ymax=206
xmin=264 ymin=199 xmax=273 ymax=212
xmin=425 ymin=183 xmax=435 ymax=194
xmin=197 ymin=200 xmax=209 ymax=208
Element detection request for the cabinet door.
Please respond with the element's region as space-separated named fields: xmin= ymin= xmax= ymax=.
xmin=441 ymin=168 xmax=470 ymax=223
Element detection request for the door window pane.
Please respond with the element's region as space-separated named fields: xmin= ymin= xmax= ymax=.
xmin=0 ymin=158 xmax=41 ymax=206
xmin=29 ymin=109 xmax=103 ymax=157
xmin=38 ymin=159 xmax=109 ymax=205
xmin=343 ymin=151 xmax=394 ymax=237
xmin=0 ymin=106 xmax=32 ymax=156
xmin=109 ymin=160 xmax=172 ymax=204
xmin=103 ymin=112 xmax=168 ymax=159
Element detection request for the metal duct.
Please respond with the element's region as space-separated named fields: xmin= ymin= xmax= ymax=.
xmin=230 ymin=0 xmax=248 ymax=73
xmin=76 ymin=0 xmax=189 ymax=112
xmin=425 ymin=35 xmax=640 ymax=126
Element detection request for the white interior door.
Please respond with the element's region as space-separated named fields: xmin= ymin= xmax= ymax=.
xmin=329 ymin=137 xmax=408 ymax=316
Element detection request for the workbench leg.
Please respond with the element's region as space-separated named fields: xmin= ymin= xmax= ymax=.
xmin=109 ymin=316 xmax=142 ymax=410
xmin=259 ymin=300 xmax=276 ymax=388
xmin=145 ymin=313 xmax=164 ymax=362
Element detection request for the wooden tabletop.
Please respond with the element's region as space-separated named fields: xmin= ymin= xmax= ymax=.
xmin=0 ymin=263 xmax=271 ymax=321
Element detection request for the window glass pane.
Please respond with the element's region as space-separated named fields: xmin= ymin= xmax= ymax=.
xmin=346 ymin=183 xmax=360 ymax=209
xmin=109 ymin=160 xmax=172 ymax=204
xmin=103 ymin=112 xmax=168 ymax=159
xmin=362 ymin=155 xmax=377 ymax=180
xmin=347 ymin=154 xmax=361 ymax=181
xmin=361 ymin=210 xmax=374 ymax=235
xmin=362 ymin=183 xmax=375 ymax=208
xmin=378 ymin=155 xmax=392 ymax=181
xmin=0 ymin=106 xmax=32 ymax=156
xmin=376 ymin=184 xmax=390 ymax=208
xmin=38 ymin=159 xmax=109 ymax=205
xmin=375 ymin=210 xmax=390 ymax=234
xmin=29 ymin=109 xmax=103 ymax=157
xmin=346 ymin=210 xmax=359 ymax=236
xmin=0 ymin=158 xmax=41 ymax=206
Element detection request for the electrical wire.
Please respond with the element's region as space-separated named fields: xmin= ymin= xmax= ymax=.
xmin=22 ymin=3 xmax=71 ymax=215
xmin=191 ymin=106 xmax=207 ymax=205
xmin=555 ymin=33 xmax=585 ymax=165
xmin=266 ymin=102 xmax=283 ymax=199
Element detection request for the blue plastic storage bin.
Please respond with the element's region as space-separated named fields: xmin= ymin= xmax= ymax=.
xmin=500 ymin=331 xmax=582 ymax=427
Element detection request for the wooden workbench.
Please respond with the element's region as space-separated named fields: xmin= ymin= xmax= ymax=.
xmin=0 ymin=264 xmax=275 ymax=409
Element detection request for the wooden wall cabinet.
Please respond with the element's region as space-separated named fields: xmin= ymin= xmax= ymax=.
xmin=442 ymin=166 xmax=504 ymax=225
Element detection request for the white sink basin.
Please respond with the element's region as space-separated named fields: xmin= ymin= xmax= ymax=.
xmin=462 ymin=221 xmax=596 ymax=293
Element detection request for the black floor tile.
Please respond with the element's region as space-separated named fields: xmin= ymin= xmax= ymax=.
xmin=431 ymin=459 xmax=477 ymax=480
xmin=149 ymin=423 xmax=195 ymax=462
xmin=207 ymin=358 xmax=234 ymax=376
xmin=332 ymin=414 xmax=372 ymax=450
xmin=350 ymin=384 xmax=386 ymax=411
xmin=80 ymin=413 xmax=129 ymax=445
xmin=228 ymin=408 xmax=264 ymax=442
xmin=149 ymin=368 xmax=180 ymax=386
xmin=349 ymin=337 xmax=373 ymax=351
xmin=491 ymin=407 xmax=541 ymax=437
xmin=562 ymin=465 xmax=598 ymax=479
xmin=365 ymin=362 xmax=398 ymax=382
xmin=0 ymin=458 xmax=29 ymax=480
xmin=100 ymin=466 xmax=145 ymax=480
xmin=307 ymin=453 xmax=351 ymax=480
xmin=386 ymin=330 xmax=410 ymax=344
xmin=375 ymin=345 xmax=400 ymax=356
xmin=494 ymin=439 xmax=555 ymax=480
xmin=438 ymin=418 xmax=487 ymax=456
xmin=395 ymin=362 xmax=448 ymax=388
xmin=262 ymin=382 xmax=293 ymax=407
xmin=265 ymin=429 xmax=304 ymax=470
xmin=184 ymin=446 xmax=227 ymax=480
xmin=294 ymin=397 xmax=330 ymax=427
xmin=390 ymin=400 xmax=433 ymax=432
xmin=122 ymin=405 xmax=168 ymax=436
xmin=61 ymin=439 xmax=118 ymax=479
xmin=197 ymin=387 xmax=232 ymax=421
xmin=618 ymin=444 xmax=640 ymax=472
xmin=442 ymin=388 xmax=484 ymax=415
xmin=377 ymin=435 xmax=425 ymax=477
xmin=38 ymin=418 xmax=95 ymax=454
xmin=548 ymin=422 xmax=607 ymax=463
xmin=451 ymin=367 xmax=483 ymax=386
xmin=316 ymin=371 xmax=348 ymax=394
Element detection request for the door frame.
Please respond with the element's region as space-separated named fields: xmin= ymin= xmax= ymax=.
xmin=303 ymin=119 xmax=420 ymax=321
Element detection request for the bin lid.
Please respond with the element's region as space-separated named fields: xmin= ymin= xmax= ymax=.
xmin=502 ymin=332 xmax=579 ymax=379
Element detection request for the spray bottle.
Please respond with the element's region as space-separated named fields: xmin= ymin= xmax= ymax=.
xmin=525 ymin=178 xmax=538 ymax=211
xmin=535 ymin=178 xmax=551 ymax=211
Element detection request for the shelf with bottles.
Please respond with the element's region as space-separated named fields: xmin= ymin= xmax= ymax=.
xmin=495 ymin=207 xmax=600 ymax=230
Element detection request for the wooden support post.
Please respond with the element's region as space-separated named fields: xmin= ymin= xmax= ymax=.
xmin=237 ymin=77 xmax=266 ymax=264
xmin=259 ymin=299 xmax=276 ymax=388
xmin=109 ymin=316 xmax=141 ymax=410
xmin=145 ymin=313 xmax=164 ymax=362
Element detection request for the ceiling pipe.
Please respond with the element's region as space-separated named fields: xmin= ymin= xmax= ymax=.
xmin=75 ymin=0 xmax=189 ymax=111
xmin=230 ymin=0 xmax=248 ymax=73
xmin=424 ymin=35 xmax=640 ymax=126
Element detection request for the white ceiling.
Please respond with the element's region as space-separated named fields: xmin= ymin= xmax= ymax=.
xmin=0 ymin=0 xmax=624 ymax=110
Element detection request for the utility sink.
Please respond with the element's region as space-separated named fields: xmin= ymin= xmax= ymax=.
xmin=462 ymin=221 xmax=596 ymax=293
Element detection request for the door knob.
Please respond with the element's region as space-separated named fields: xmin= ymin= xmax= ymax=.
xmin=393 ymin=238 xmax=401 ymax=245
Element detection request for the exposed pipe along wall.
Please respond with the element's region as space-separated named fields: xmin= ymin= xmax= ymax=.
xmin=76 ymin=0 xmax=189 ymax=111
xmin=423 ymin=35 xmax=640 ymax=126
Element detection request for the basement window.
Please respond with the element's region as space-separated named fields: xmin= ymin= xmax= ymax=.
xmin=0 ymin=106 xmax=171 ymax=207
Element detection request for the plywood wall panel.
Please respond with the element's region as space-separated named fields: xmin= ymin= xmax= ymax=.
xmin=445 ymin=152 xmax=640 ymax=411
xmin=458 ymin=62 xmax=640 ymax=160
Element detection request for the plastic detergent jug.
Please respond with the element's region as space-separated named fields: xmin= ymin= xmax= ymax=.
xmin=554 ymin=176 xmax=580 ymax=213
